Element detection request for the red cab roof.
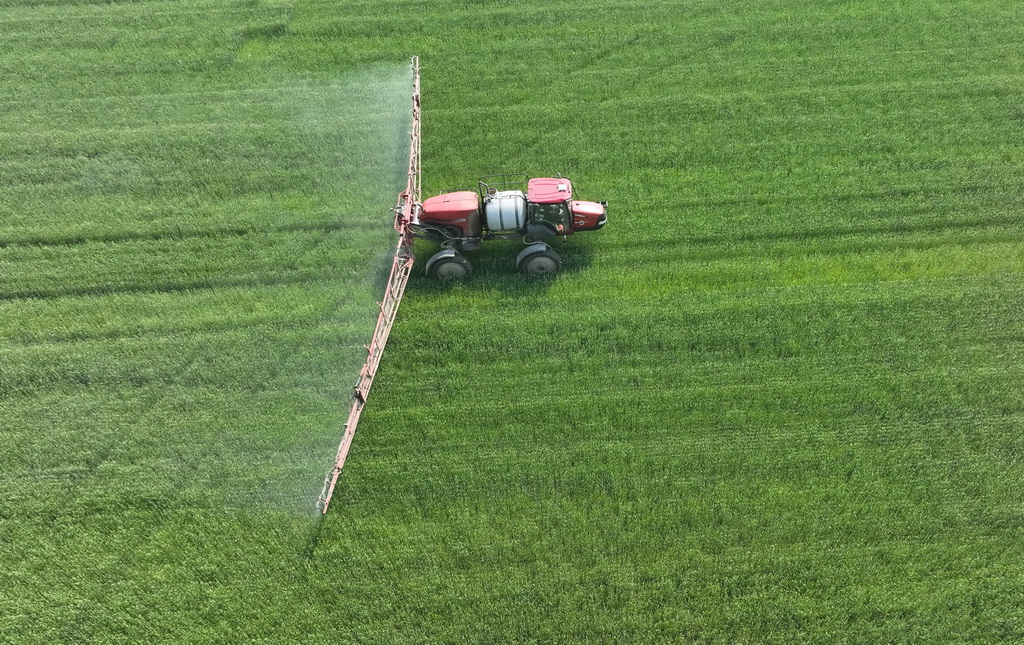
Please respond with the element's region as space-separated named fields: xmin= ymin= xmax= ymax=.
xmin=527 ymin=177 xmax=572 ymax=204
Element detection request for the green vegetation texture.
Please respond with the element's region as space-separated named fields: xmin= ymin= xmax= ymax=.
xmin=2 ymin=0 xmax=1023 ymax=642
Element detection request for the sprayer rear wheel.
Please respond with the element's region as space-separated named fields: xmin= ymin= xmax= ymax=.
xmin=429 ymin=255 xmax=473 ymax=279
xmin=520 ymin=249 xmax=562 ymax=277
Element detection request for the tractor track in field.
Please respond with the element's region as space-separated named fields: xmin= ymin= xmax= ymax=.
xmin=599 ymin=215 xmax=1024 ymax=255
xmin=668 ymin=181 xmax=1015 ymax=210
xmin=0 ymin=314 xmax=371 ymax=348
xmin=0 ymin=220 xmax=381 ymax=251
xmin=0 ymin=272 xmax=354 ymax=304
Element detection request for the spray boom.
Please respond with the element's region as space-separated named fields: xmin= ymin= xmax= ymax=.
xmin=318 ymin=56 xmax=420 ymax=514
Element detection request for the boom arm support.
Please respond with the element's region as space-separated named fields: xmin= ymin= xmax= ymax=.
xmin=318 ymin=56 xmax=421 ymax=514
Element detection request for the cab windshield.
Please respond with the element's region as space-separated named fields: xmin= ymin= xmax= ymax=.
xmin=530 ymin=202 xmax=570 ymax=231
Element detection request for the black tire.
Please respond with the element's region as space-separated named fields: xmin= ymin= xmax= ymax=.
xmin=519 ymin=249 xmax=562 ymax=277
xmin=429 ymin=254 xmax=473 ymax=279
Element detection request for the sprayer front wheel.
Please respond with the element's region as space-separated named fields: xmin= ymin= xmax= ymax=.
xmin=429 ymin=255 xmax=473 ymax=280
xmin=520 ymin=249 xmax=562 ymax=277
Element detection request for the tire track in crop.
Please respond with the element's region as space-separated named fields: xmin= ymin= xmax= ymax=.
xmin=596 ymin=216 xmax=1024 ymax=253
xmin=0 ymin=221 xmax=382 ymax=250
xmin=1 ymin=0 xmax=272 ymax=22
xmin=668 ymin=182 xmax=1014 ymax=210
xmin=0 ymin=82 xmax=368 ymax=111
xmin=596 ymin=230 xmax=1024 ymax=270
xmin=0 ymin=310 xmax=373 ymax=345
xmin=0 ymin=315 xmax=376 ymax=401
xmin=352 ymin=410 xmax=1024 ymax=468
xmin=0 ymin=224 xmax=387 ymax=302
xmin=0 ymin=274 xmax=348 ymax=306
xmin=0 ymin=271 xmax=349 ymax=303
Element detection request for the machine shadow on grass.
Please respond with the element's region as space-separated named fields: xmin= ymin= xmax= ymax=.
xmin=407 ymin=238 xmax=595 ymax=298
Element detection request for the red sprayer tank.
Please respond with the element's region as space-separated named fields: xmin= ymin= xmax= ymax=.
xmin=419 ymin=191 xmax=482 ymax=237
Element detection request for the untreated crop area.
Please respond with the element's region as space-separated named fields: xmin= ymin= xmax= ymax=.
xmin=2 ymin=0 xmax=1022 ymax=641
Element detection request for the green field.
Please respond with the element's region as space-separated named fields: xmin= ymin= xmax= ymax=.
xmin=3 ymin=0 xmax=1023 ymax=641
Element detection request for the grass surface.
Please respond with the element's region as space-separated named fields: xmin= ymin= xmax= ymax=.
xmin=2 ymin=0 xmax=1023 ymax=642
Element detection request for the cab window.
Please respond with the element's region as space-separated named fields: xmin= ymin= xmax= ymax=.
xmin=531 ymin=203 xmax=570 ymax=230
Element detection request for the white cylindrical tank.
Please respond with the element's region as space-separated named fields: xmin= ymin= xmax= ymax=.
xmin=484 ymin=190 xmax=527 ymax=232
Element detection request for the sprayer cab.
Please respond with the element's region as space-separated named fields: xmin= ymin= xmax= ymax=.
xmin=414 ymin=174 xmax=607 ymax=277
